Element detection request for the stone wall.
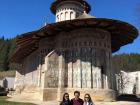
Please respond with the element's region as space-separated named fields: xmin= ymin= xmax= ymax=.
xmin=116 ymin=71 xmax=140 ymax=95
xmin=14 ymin=50 xmax=40 ymax=94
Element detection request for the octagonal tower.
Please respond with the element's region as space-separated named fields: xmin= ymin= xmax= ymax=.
xmin=51 ymin=0 xmax=91 ymax=22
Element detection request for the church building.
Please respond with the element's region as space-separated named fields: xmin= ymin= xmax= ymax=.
xmin=11 ymin=0 xmax=138 ymax=101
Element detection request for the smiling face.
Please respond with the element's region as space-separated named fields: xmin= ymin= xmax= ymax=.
xmin=64 ymin=94 xmax=69 ymax=101
xmin=84 ymin=94 xmax=90 ymax=102
xmin=74 ymin=92 xmax=80 ymax=100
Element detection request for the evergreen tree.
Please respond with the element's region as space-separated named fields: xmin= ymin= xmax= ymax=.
xmin=112 ymin=53 xmax=140 ymax=72
xmin=8 ymin=38 xmax=17 ymax=70
xmin=0 ymin=36 xmax=17 ymax=71
xmin=0 ymin=41 xmax=10 ymax=71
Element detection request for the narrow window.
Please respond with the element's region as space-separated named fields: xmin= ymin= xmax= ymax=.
xmin=60 ymin=13 xmax=63 ymax=21
xmin=65 ymin=12 xmax=68 ymax=20
xmin=57 ymin=15 xmax=59 ymax=22
xmin=70 ymin=11 xmax=74 ymax=20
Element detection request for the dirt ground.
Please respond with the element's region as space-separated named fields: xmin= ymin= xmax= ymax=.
xmin=7 ymin=99 xmax=140 ymax=105
xmin=13 ymin=101 xmax=140 ymax=105
xmin=44 ymin=101 xmax=140 ymax=105
xmin=7 ymin=95 xmax=140 ymax=105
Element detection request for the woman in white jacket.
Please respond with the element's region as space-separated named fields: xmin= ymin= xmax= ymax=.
xmin=83 ymin=94 xmax=95 ymax=105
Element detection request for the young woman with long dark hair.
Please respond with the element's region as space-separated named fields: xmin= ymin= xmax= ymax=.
xmin=83 ymin=94 xmax=95 ymax=105
xmin=60 ymin=93 xmax=71 ymax=105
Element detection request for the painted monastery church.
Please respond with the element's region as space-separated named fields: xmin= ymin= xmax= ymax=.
xmin=11 ymin=0 xmax=138 ymax=101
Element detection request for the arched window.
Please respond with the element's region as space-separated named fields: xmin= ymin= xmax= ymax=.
xmin=57 ymin=15 xmax=59 ymax=22
xmin=65 ymin=12 xmax=68 ymax=20
xmin=70 ymin=11 xmax=74 ymax=20
xmin=60 ymin=13 xmax=63 ymax=21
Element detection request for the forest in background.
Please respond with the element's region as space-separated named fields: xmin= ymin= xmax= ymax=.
xmin=0 ymin=36 xmax=140 ymax=72
xmin=113 ymin=53 xmax=140 ymax=72
xmin=0 ymin=36 xmax=17 ymax=71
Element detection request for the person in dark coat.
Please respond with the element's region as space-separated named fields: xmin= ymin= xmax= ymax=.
xmin=60 ymin=93 xmax=71 ymax=105
xmin=83 ymin=94 xmax=95 ymax=105
xmin=71 ymin=91 xmax=83 ymax=105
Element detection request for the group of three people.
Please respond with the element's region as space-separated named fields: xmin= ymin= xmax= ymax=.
xmin=60 ymin=91 xmax=95 ymax=105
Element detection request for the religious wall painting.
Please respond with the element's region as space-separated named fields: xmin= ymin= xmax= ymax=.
xmin=81 ymin=47 xmax=92 ymax=88
xmin=67 ymin=50 xmax=73 ymax=88
xmin=73 ymin=49 xmax=81 ymax=88
xmin=45 ymin=51 xmax=59 ymax=88
xmin=92 ymin=67 xmax=102 ymax=88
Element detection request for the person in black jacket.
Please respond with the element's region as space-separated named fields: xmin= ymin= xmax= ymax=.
xmin=71 ymin=91 xmax=83 ymax=105
xmin=60 ymin=93 xmax=71 ymax=105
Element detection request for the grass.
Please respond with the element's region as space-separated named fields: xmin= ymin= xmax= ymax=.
xmin=0 ymin=96 xmax=36 ymax=105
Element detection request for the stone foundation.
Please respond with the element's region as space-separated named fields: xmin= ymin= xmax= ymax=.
xmin=42 ymin=88 xmax=116 ymax=102
xmin=42 ymin=88 xmax=58 ymax=101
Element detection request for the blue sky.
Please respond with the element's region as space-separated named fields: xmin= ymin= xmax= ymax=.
xmin=0 ymin=0 xmax=140 ymax=54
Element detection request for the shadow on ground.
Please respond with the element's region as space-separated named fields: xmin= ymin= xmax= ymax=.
xmin=117 ymin=94 xmax=140 ymax=102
